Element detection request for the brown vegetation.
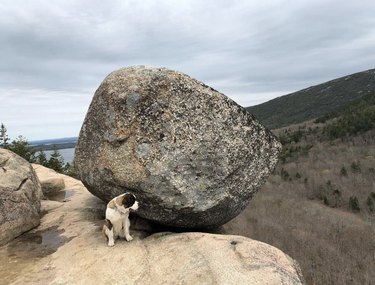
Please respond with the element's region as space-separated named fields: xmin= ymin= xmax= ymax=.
xmin=224 ymin=122 xmax=375 ymax=285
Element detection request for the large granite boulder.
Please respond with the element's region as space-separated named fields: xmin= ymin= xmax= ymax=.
xmin=75 ymin=66 xmax=281 ymax=228
xmin=0 ymin=149 xmax=42 ymax=245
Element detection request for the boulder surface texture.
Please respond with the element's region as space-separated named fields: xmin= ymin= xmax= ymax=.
xmin=75 ymin=66 xmax=281 ymax=228
xmin=0 ymin=149 xmax=42 ymax=245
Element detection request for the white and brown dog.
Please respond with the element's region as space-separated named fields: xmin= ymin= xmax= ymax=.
xmin=103 ymin=193 xmax=139 ymax=247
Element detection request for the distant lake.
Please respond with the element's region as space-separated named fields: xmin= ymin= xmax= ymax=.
xmin=44 ymin=148 xmax=75 ymax=163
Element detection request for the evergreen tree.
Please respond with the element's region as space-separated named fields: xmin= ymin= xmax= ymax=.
xmin=340 ymin=166 xmax=348 ymax=177
xmin=349 ymin=196 xmax=360 ymax=212
xmin=47 ymin=146 xmax=65 ymax=172
xmin=333 ymin=189 xmax=341 ymax=207
xmin=0 ymin=123 xmax=10 ymax=148
xmin=63 ymin=162 xmax=77 ymax=177
xmin=36 ymin=150 xmax=48 ymax=166
xmin=351 ymin=161 xmax=361 ymax=173
xmin=367 ymin=196 xmax=374 ymax=213
xmin=8 ymin=135 xmax=36 ymax=162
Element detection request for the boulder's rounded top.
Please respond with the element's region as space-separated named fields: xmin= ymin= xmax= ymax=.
xmin=104 ymin=66 xmax=179 ymax=81
xmin=102 ymin=65 xmax=214 ymax=96
xmin=108 ymin=65 xmax=179 ymax=76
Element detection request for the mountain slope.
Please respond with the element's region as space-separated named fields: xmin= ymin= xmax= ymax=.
xmin=246 ymin=68 xmax=375 ymax=129
xmin=225 ymin=95 xmax=375 ymax=285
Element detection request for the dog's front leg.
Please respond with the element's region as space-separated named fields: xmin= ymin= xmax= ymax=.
xmin=106 ymin=227 xmax=115 ymax=247
xmin=124 ymin=216 xmax=133 ymax=241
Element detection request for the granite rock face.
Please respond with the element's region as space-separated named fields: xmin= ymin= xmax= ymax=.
xmin=75 ymin=66 xmax=281 ymax=228
xmin=0 ymin=149 xmax=42 ymax=245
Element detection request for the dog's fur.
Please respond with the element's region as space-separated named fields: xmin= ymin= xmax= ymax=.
xmin=102 ymin=193 xmax=139 ymax=247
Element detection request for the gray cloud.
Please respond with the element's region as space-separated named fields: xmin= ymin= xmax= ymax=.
xmin=0 ymin=0 xmax=374 ymax=140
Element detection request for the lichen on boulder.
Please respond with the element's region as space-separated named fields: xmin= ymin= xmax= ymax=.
xmin=75 ymin=66 xmax=281 ymax=228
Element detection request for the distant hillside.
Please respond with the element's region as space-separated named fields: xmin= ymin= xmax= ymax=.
xmin=30 ymin=137 xmax=77 ymax=151
xmin=246 ymin=68 xmax=375 ymax=129
xmin=225 ymin=95 xmax=375 ymax=285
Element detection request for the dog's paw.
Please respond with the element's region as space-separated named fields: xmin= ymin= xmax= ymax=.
xmin=125 ymin=235 xmax=133 ymax=242
xmin=108 ymin=241 xmax=115 ymax=247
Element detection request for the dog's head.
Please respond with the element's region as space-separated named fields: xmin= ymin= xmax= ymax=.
xmin=115 ymin=193 xmax=139 ymax=212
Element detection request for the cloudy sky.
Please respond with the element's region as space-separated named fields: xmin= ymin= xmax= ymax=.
xmin=1 ymin=0 xmax=375 ymax=140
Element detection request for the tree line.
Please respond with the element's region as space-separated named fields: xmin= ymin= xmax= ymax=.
xmin=315 ymin=91 xmax=375 ymax=139
xmin=0 ymin=123 xmax=75 ymax=176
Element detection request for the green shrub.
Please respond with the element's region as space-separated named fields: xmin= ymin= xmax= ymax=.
xmin=349 ymin=196 xmax=360 ymax=212
xmin=63 ymin=162 xmax=77 ymax=178
xmin=46 ymin=147 xmax=65 ymax=173
xmin=279 ymin=144 xmax=313 ymax=163
xmin=333 ymin=189 xmax=341 ymax=207
xmin=280 ymin=168 xmax=290 ymax=181
xmin=367 ymin=196 xmax=374 ymax=212
xmin=322 ymin=93 xmax=375 ymax=139
xmin=8 ymin=136 xmax=36 ymax=162
xmin=36 ymin=150 xmax=48 ymax=166
xmin=340 ymin=166 xmax=348 ymax=177
xmin=351 ymin=161 xmax=361 ymax=173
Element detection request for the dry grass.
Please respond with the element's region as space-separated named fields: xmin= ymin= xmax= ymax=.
xmin=224 ymin=127 xmax=375 ymax=285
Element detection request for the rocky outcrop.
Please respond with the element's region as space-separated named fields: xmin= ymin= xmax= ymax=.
xmin=75 ymin=66 xmax=281 ymax=228
xmin=127 ymin=232 xmax=305 ymax=285
xmin=0 ymin=169 xmax=305 ymax=285
xmin=0 ymin=149 xmax=42 ymax=245
xmin=32 ymin=164 xmax=65 ymax=196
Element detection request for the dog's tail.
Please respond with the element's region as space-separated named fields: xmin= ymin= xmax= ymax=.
xmin=102 ymin=219 xmax=113 ymax=240
xmin=103 ymin=219 xmax=113 ymax=230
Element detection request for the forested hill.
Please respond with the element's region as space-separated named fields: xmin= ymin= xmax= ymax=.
xmin=246 ymin=68 xmax=375 ymax=129
xmin=225 ymin=85 xmax=375 ymax=285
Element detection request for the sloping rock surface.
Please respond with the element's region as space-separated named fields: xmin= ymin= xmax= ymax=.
xmin=0 ymin=168 xmax=304 ymax=285
xmin=32 ymin=164 xmax=65 ymax=195
xmin=0 ymin=149 xmax=42 ymax=245
xmin=75 ymin=66 xmax=281 ymax=228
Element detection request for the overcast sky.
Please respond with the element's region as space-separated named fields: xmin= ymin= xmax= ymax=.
xmin=1 ymin=0 xmax=375 ymax=140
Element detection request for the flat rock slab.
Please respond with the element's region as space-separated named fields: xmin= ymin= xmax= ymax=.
xmin=75 ymin=66 xmax=281 ymax=228
xmin=0 ymin=171 xmax=304 ymax=285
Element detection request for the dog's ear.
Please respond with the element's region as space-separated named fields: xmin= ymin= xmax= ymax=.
xmin=108 ymin=200 xmax=115 ymax=209
xmin=115 ymin=195 xmax=125 ymax=206
xmin=123 ymin=193 xmax=136 ymax=208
